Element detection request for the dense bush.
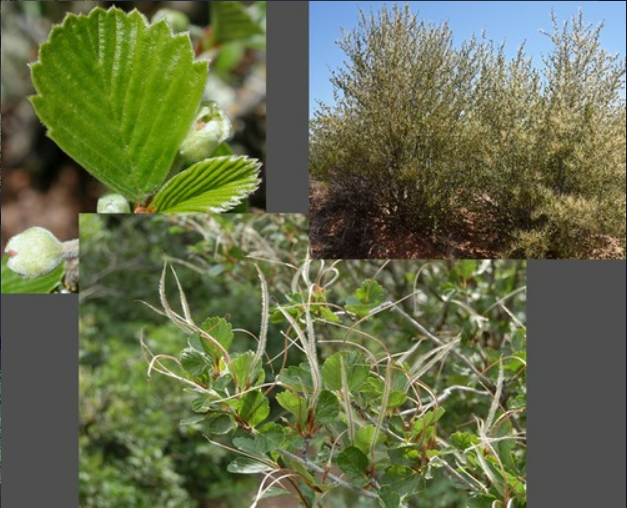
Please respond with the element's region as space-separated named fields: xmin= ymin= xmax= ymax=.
xmin=147 ymin=255 xmax=526 ymax=508
xmin=80 ymin=215 xmax=527 ymax=507
xmin=79 ymin=215 xmax=311 ymax=507
xmin=310 ymin=4 xmax=626 ymax=258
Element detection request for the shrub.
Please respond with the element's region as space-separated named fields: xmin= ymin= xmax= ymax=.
xmin=311 ymin=4 xmax=626 ymax=258
xmin=78 ymin=215 xmax=297 ymax=507
xmin=145 ymin=256 xmax=527 ymax=508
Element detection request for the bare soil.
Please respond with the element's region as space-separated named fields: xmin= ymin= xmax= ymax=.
xmin=310 ymin=182 xmax=625 ymax=260
xmin=310 ymin=182 xmax=506 ymax=259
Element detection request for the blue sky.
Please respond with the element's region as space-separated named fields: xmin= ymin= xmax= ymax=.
xmin=309 ymin=1 xmax=627 ymax=117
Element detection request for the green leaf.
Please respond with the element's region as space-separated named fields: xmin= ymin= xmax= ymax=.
xmin=495 ymin=420 xmax=516 ymax=472
xmin=214 ymin=41 xmax=247 ymax=73
xmin=214 ymin=372 xmax=234 ymax=392
xmin=318 ymin=306 xmax=341 ymax=323
xmin=180 ymin=348 xmax=211 ymax=377
xmin=212 ymin=142 xmax=234 ymax=157
xmin=227 ymin=457 xmax=274 ymax=475
xmin=210 ymin=1 xmax=265 ymax=45
xmin=30 ymin=8 xmax=208 ymax=201
xmin=355 ymin=425 xmax=386 ymax=455
xmin=238 ymin=390 xmax=269 ymax=428
xmin=381 ymin=466 xmax=423 ymax=497
xmin=188 ymin=327 xmax=233 ymax=377
xmin=279 ymin=363 xmax=313 ymax=393
xmin=378 ymin=485 xmax=401 ymax=508
xmin=412 ymin=408 xmax=446 ymax=437
xmin=233 ymin=423 xmax=284 ymax=457
xmin=270 ymin=306 xmax=300 ymax=324
xmin=191 ymin=396 xmax=214 ymax=414
xmin=200 ymin=317 xmax=235 ymax=353
xmin=362 ymin=376 xmax=385 ymax=395
xmin=315 ymin=391 xmax=340 ymax=424
xmin=388 ymin=445 xmax=421 ymax=468
xmin=287 ymin=461 xmax=318 ymax=487
xmin=282 ymin=428 xmax=306 ymax=453
xmin=387 ymin=391 xmax=408 ymax=409
xmin=230 ymin=351 xmax=258 ymax=389
xmin=355 ymin=279 xmax=386 ymax=305
xmin=151 ymin=156 xmax=261 ymax=213
xmin=450 ymin=431 xmax=478 ymax=451
xmin=511 ymin=328 xmax=527 ymax=352
xmin=346 ymin=280 xmax=386 ymax=317
xmin=505 ymin=471 xmax=526 ymax=498
xmin=179 ymin=414 xmax=207 ymax=426
xmin=322 ymin=352 xmax=369 ymax=391
xmin=257 ymin=423 xmax=286 ymax=453
xmin=1 ymin=256 xmax=64 ymax=294
xmin=260 ymin=487 xmax=290 ymax=500
xmin=335 ymin=447 xmax=370 ymax=486
xmin=458 ymin=260 xmax=478 ymax=281
xmin=276 ymin=391 xmax=308 ymax=423
xmin=207 ymin=414 xmax=236 ymax=435
xmin=232 ymin=436 xmax=268 ymax=458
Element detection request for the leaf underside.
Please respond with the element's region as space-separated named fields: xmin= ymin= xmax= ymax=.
xmin=151 ymin=156 xmax=261 ymax=213
xmin=30 ymin=7 xmax=208 ymax=201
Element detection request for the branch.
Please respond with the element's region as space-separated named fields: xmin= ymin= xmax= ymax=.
xmin=391 ymin=305 xmax=492 ymax=385
xmin=440 ymin=458 xmax=487 ymax=493
xmin=277 ymin=448 xmax=379 ymax=500
xmin=62 ymin=239 xmax=80 ymax=260
xmin=352 ymin=402 xmax=405 ymax=442
xmin=399 ymin=385 xmax=491 ymax=417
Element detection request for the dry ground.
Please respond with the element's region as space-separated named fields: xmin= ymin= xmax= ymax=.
xmin=310 ymin=182 xmax=625 ymax=260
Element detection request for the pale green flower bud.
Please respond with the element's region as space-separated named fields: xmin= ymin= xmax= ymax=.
xmin=98 ymin=194 xmax=132 ymax=214
xmin=4 ymin=227 xmax=64 ymax=278
xmin=179 ymin=101 xmax=233 ymax=166
xmin=152 ymin=9 xmax=190 ymax=33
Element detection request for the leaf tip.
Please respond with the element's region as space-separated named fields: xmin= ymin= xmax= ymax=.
xmin=126 ymin=7 xmax=151 ymax=27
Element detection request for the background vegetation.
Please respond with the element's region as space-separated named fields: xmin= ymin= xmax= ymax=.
xmin=310 ymin=4 xmax=626 ymax=259
xmin=80 ymin=214 xmax=526 ymax=507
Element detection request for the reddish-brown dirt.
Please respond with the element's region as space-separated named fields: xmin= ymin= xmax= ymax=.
xmin=310 ymin=182 xmax=505 ymax=259
xmin=310 ymin=182 xmax=625 ymax=260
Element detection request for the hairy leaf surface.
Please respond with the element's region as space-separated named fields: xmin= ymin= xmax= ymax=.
xmin=30 ymin=7 xmax=208 ymax=200
xmin=151 ymin=156 xmax=261 ymax=213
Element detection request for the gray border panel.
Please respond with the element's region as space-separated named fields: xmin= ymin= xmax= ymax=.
xmin=266 ymin=0 xmax=309 ymax=214
xmin=528 ymin=261 xmax=626 ymax=505
xmin=1 ymin=295 xmax=79 ymax=506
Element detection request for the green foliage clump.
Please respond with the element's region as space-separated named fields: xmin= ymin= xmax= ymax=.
xmin=139 ymin=229 xmax=527 ymax=505
xmin=80 ymin=216 xmax=526 ymax=507
xmin=79 ymin=215 xmax=309 ymax=507
xmin=310 ymin=4 xmax=626 ymax=258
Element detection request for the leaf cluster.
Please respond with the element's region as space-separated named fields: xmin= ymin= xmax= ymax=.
xmin=144 ymin=249 xmax=527 ymax=507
